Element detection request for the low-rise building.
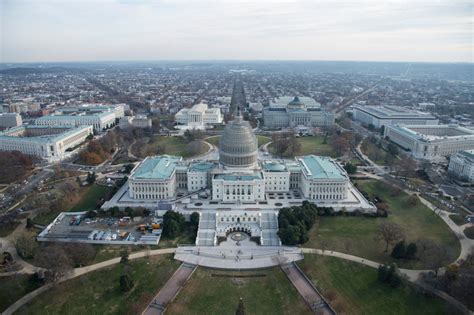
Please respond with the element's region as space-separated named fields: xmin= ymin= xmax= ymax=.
xmin=448 ymin=150 xmax=474 ymax=182
xmin=128 ymin=155 xmax=182 ymax=200
xmin=35 ymin=112 xmax=116 ymax=132
xmin=0 ymin=113 xmax=22 ymax=129
xmin=58 ymin=104 xmax=125 ymax=119
xmin=0 ymin=125 xmax=93 ymax=161
xmin=175 ymin=102 xmax=223 ymax=127
xmin=353 ymin=105 xmax=438 ymax=128
xmin=384 ymin=124 xmax=474 ymax=161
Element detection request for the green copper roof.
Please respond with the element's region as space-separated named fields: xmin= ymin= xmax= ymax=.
xmin=131 ymin=155 xmax=182 ymax=180
xmin=189 ymin=161 xmax=217 ymax=172
xmin=262 ymin=161 xmax=287 ymax=172
xmin=298 ymin=155 xmax=346 ymax=180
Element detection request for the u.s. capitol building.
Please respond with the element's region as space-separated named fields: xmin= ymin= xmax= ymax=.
xmin=105 ymin=112 xmax=374 ymax=214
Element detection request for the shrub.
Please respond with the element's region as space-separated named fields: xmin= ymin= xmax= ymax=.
xmin=391 ymin=241 xmax=407 ymax=259
xmin=119 ymin=274 xmax=134 ymax=292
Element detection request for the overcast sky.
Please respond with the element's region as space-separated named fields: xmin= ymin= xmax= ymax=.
xmin=1 ymin=0 xmax=472 ymax=63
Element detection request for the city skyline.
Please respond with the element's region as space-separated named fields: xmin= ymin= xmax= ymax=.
xmin=1 ymin=0 xmax=472 ymax=63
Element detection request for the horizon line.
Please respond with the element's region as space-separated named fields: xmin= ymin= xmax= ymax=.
xmin=1 ymin=58 xmax=473 ymax=65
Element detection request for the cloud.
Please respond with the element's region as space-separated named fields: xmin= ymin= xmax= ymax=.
xmin=1 ymin=0 xmax=472 ymax=62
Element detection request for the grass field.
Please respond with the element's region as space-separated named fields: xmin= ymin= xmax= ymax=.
xmin=449 ymin=214 xmax=467 ymax=226
xmin=157 ymin=224 xmax=196 ymax=249
xmin=17 ymin=255 xmax=179 ymax=315
xmin=304 ymin=180 xmax=460 ymax=269
xmin=0 ymin=275 xmax=42 ymax=313
xmin=360 ymin=139 xmax=394 ymax=165
xmin=166 ymin=267 xmax=311 ymax=315
xmin=298 ymin=255 xmax=451 ymax=315
xmin=69 ymin=185 xmax=113 ymax=212
xmin=133 ymin=136 xmax=208 ymax=158
xmin=33 ymin=184 xmax=113 ymax=225
xmin=206 ymin=135 xmax=271 ymax=148
xmin=0 ymin=221 xmax=21 ymax=237
xmin=269 ymin=135 xmax=338 ymax=158
xmin=464 ymin=226 xmax=474 ymax=239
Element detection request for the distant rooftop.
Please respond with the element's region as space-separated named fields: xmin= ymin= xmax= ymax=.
xmin=389 ymin=124 xmax=474 ymax=142
xmin=270 ymin=96 xmax=321 ymax=109
xmin=131 ymin=155 xmax=182 ymax=180
xmin=458 ymin=149 xmax=474 ymax=160
xmin=298 ymin=155 xmax=346 ymax=180
xmin=0 ymin=125 xmax=91 ymax=144
xmin=188 ymin=161 xmax=217 ymax=172
xmin=262 ymin=160 xmax=287 ymax=172
xmin=355 ymin=105 xmax=437 ymax=120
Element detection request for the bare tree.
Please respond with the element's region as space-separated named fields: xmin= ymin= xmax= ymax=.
xmin=375 ymin=222 xmax=404 ymax=252
xmin=34 ymin=245 xmax=73 ymax=282
xmin=14 ymin=232 xmax=38 ymax=259
xmin=418 ymin=239 xmax=450 ymax=276
xmin=63 ymin=243 xmax=96 ymax=267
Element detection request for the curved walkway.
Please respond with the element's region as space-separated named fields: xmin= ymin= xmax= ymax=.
xmin=300 ymin=248 xmax=427 ymax=282
xmin=0 ymin=219 xmax=44 ymax=276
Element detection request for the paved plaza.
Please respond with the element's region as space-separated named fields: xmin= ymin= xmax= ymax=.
xmin=174 ymin=244 xmax=303 ymax=269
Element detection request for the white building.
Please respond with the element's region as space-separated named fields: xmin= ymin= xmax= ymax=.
xmin=263 ymin=96 xmax=334 ymax=129
xmin=128 ymin=155 xmax=182 ymax=200
xmin=212 ymin=173 xmax=266 ymax=203
xmin=262 ymin=160 xmax=290 ymax=192
xmin=0 ymin=113 xmax=22 ymax=129
xmin=448 ymin=150 xmax=474 ymax=183
xmin=175 ymin=102 xmax=223 ymax=127
xmin=298 ymin=155 xmax=349 ymax=201
xmin=0 ymin=125 xmax=93 ymax=162
xmin=353 ymin=105 xmax=438 ymax=129
xmin=35 ymin=112 xmax=116 ymax=132
xmin=58 ymin=104 xmax=125 ymax=119
xmin=384 ymin=124 xmax=474 ymax=161
xmin=119 ymin=115 xmax=152 ymax=129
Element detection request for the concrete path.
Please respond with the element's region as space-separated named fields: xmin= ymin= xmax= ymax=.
xmin=141 ymin=263 xmax=196 ymax=315
xmin=281 ymin=262 xmax=335 ymax=315
xmin=0 ymin=219 xmax=44 ymax=276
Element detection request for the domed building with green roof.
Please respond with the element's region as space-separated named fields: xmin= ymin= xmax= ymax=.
xmin=262 ymin=96 xmax=335 ymax=129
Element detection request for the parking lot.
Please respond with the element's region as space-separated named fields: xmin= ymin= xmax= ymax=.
xmin=37 ymin=212 xmax=163 ymax=245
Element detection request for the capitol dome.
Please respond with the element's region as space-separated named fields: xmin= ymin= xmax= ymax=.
xmin=219 ymin=111 xmax=258 ymax=168
xmin=287 ymin=96 xmax=305 ymax=109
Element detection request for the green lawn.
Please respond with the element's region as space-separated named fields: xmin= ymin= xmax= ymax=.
xmin=298 ymin=255 xmax=451 ymax=315
xmin=0 ymin=221 xmax=21 ymax=237
xmin=157 ymin=225 xmax=196 ymax=249
xmin=206 ymin=135 xmax=271 ymax=148
xmin=134 ymin=136 xmax=208 ymax=158
xmin=304 ymin=180 xmax=460 ymax=269
xmin=0 ymin=275 xmax=42 ymax=312
xmin=69 ymin=184 xmax=113 ymax=212
xmin=33 ymin=184 xmax=113 ymax=225
xmin=360 ymin=139 xmax=394 ymax=165
xmin=464 ymin=226 xmax=474 ymax=240
xmin=17 ymin=255 xmax=179 ymax=315
xmin=449 ymin=214 xmax=466 ymax=226
xmin=269 ymin=135 xmax=338 ymax=158
xmin=166 ymin=267 xmax=311 ymax=315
